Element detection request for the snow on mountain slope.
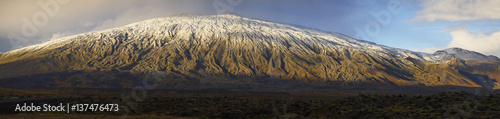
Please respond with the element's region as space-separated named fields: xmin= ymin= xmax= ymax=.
xmin=433 ymin=48 xmax=500 ymax=61
xmin=1 ymin=14 xmax=498 ymax=89
xmin=2 ymin=14 xmax=438 ymax=62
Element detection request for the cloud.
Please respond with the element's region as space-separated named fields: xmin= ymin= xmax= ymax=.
xmin=91 ymin=0 xmax=214 ymax=31
xmin=0 ymin=0 xmax=141 ymax=51
xmin=412 ymin=0 xmax=500 ymax=57
xmin=446 ymin=26 xmax=500 ymax=57
xmin=0 ymin=0 xmax=213 ymax=52
xmin=412 ymin=0 xmax=500 ymax=22
xmin=0 ymin=0 xmax=407 ymax=53
xmin=416 ymin=26 xmax=500 ymax=57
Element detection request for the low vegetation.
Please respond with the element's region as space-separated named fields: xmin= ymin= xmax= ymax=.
xmin=1 ymin=92 xmax=499 ymax=118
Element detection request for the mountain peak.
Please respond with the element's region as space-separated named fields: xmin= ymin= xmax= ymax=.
xmin=1 ymin=15 xmax=499 ymax=89
xmin=433 ymin=47 xmax=499 ymax=61
xmin=4 ymin=14 xmax=439 ymax=62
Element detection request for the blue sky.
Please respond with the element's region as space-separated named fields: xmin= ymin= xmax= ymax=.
xmin=1 ymin=0 xmax=499 ymax=56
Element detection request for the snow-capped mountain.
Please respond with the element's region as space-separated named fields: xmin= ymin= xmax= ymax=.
xmin=433 ymin=48 xmax=500 ymax=61
xmin=0 ymin=14 xmax=498 ymax=90
xmin=4 ymin=14 xmax=438 ymax=62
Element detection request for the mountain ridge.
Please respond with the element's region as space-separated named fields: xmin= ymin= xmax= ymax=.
xmin=433 ymin=47 xmax=500 ymax=61
xmin=0 ymin=14 xmax=498 ymax=90
xmin=1 ymin=14 xmax=439 ymax=62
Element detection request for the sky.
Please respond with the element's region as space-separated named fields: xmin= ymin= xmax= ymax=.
xmin=1 ymin=0 xmax=499 ymax=57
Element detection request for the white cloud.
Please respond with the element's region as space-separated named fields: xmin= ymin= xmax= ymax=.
xmin=412 ymin=0 xmax=500 ymax=22
xmin=446 ymin=26 xmax=500 ymax=57
xmin=417 ymin=26 xmax=500 ymax=57
xmin=0 ymin=0 xmax=213 ymax=52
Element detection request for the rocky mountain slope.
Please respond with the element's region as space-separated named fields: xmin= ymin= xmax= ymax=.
xmin=0 ymin=14 xmax=498 ymax=90
xmin=433 ymin=48 xmax=500 ymax=90
xmin=434 ymin=48 xmax=500 ymax=61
